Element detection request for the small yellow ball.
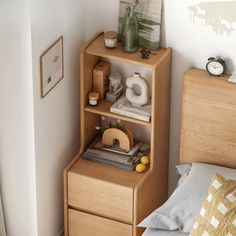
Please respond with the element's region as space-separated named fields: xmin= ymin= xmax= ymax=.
xmin=135 ymin=163 xmax=146 ymax=173
xmin=140 ymin=156 xmax=150 ymax=165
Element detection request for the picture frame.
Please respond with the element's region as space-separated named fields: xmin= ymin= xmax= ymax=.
xmin=40 ymin=36 xmax=64 ymax=98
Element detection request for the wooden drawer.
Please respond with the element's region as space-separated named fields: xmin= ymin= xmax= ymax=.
xmin=68 ymin=171 xmax=133 ymax=222
xmin=68 ymin=209 xmax=133 ymax=236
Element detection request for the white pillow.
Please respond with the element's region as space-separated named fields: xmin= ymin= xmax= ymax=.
xmin=175 ymin=164 xmax=191 ymax=186
xmin=138 ymin=163 xmax=236 ymax=233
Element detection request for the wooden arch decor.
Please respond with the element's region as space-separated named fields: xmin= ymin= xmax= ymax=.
xmin=102 ymin=128 xmax=133 ymax=152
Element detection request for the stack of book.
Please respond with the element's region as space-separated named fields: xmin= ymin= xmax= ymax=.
xmin=110 ymin=95 xmax=151 ymax=122
xmin=82 ymin=136 xmax=150 ymax=171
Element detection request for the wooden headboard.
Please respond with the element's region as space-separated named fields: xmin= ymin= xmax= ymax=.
xmin=180 ymin=68 xmax=236 ymax=168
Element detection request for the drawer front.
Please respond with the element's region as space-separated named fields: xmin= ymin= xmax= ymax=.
xmin=68 ymin=172 xmax=133 ymax=222
xmin=69 ymin=209 xmax=133 ymax=236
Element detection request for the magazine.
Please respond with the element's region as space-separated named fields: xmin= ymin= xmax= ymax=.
xmin=82 ymin=136 xmax=150 ymax=171
xmin=110 ymin=95 xmax=151 ymax=122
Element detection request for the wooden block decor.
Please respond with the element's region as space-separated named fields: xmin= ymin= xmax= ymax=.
xmin=93 ymin=61 xmax=111 ymax=100
xmin=102 ymin=128 xmax=133 ymax=152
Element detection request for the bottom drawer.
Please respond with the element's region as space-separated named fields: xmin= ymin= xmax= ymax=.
xmin=68 ymin=209 xmax=133 ymax=236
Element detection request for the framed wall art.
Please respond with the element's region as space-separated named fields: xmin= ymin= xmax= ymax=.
xmin=118 ymin=0 xmax=163 ymax=51
xmin=40 ymin=36 xmax=64 ymax=98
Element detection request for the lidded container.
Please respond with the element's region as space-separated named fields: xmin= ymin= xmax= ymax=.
xmin=88 ymin=92 xmax=99 ymax=106
xmin=104 ymin=31 xmax=118 ymax=49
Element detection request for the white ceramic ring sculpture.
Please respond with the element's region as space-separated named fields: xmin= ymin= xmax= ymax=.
xmin=126 ymin=72 xmax=149 ymax=107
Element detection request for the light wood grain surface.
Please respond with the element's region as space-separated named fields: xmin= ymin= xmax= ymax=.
xmin=85 ymin=100 xmax=152 ymax=126
xmin=69 ymin=209 xmax=133 ymax=236
xmin=64 ymin=32 xmax=172 ymax=236
xmin=134 ymin=48 xmax=172 ymax=236
xmin=68 ymin=170 xmax=133 ymax=223
xmin=86 ymin=33 xmax=168 ymax=68
xmin=180 ymin=68 xmax=236 ymax=168
xmin=69 ymin=157 xmax=145 ymax=187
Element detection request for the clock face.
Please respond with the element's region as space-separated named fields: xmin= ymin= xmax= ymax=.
xmin=207 ymin=60 xmax=225 ymax=76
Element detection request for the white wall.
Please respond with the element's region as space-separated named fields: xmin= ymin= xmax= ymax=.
xmin=1 ymin=0 xmax=86 ymax=235
xmin=164 ymin=0 xmax=236 ymax=192
xmin=30 ymin=0 xmax=85 ymax=235
xmin=84 ymin=0 xmax=120 ymax=40
xmin=0 ymin=1 xmax=37 ymax=235
xmin=83 ymin=0 xmax=236 ymax=192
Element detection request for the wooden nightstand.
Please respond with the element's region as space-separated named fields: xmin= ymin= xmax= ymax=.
xmin=64 ymin=32 xmax=172 ymax=236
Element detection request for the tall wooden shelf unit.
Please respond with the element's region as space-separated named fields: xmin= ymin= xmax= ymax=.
xmin=64 ymin=32 xmax=172 ymax=236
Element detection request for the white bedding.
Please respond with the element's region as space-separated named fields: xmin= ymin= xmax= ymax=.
xmin=139 ymin=163 xmax=236 ymax=233
xmin=142 ymin=228 xmax=188 ymax=236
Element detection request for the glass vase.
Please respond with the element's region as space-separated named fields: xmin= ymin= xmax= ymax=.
xmin=122 ymin=7 xmax=139 ymax=53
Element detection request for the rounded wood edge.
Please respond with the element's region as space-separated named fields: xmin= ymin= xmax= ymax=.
xmin=63 ymin=150 xmax=85 ymax=236
xmin=81 ymin=31 xmax=104 ymax=54
xmin=153 ymin=47 xmax=172 ymax=68
xmin=133 ymin=170 xmax=154 ymax=235
xmin=150 ymin=47 xmax=172 ymax=171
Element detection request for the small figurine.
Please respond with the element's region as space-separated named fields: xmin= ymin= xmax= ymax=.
xmin=116 ymin=119 xmax=125 ymax=131
xmin=95 ymin=116 xmax=111 ymax=133
xmin=108 ymin=72 xmax=122 ymax=93
xmin=140 ymin=48 xmax=151 ymax=60
xmin=106 ymin=72 xmax=124 ymax=102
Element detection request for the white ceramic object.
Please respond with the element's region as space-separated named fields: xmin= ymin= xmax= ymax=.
xmin=126 ymin=72 xmax=149 ymax=107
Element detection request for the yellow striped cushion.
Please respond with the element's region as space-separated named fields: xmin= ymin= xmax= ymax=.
xmin=190 ymin=174 xmax=236 ymax=236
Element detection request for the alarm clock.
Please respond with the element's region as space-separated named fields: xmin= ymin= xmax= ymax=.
xmin=206 ymin=57 xmax=226 ymax=76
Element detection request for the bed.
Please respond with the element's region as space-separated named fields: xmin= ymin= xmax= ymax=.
xmin=142 ymin=229 xmax=188 ymax=236
xmin=139 ymin=68 xmax=236 ymax=236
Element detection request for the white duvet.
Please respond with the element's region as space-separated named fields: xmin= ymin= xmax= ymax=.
xmin=143 ymin=228 xmax=188 ymax=236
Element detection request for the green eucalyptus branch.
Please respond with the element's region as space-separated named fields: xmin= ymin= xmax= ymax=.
xmin=135 ymin=0 xmax=140 ymax=6
xmin=133 ymin=0 xmax=140 ymax=12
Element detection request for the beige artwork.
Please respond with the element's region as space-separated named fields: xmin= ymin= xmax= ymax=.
xmin=40 ymin=36 xmax=64 ymax=98
xmin=188 ymin=1 xmax=236 ymax=35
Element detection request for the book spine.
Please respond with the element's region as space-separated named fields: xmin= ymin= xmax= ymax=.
xmin=110 ymin=107 xmax=150 ymax=122
xmin=83 ymin=155 xmax=134 ymax=171
xmin=84 ymin=149 xmax=132 ymax=164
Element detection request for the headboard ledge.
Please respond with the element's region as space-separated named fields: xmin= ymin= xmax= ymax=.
xmin=180 ymin=68 xmax=236 ymax=169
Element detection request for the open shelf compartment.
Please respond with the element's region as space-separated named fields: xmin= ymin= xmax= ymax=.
xmin=85 ymin=100 xmax=152 ymax=127
xmin=86 ymin=33 xmax=168 ymax=68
